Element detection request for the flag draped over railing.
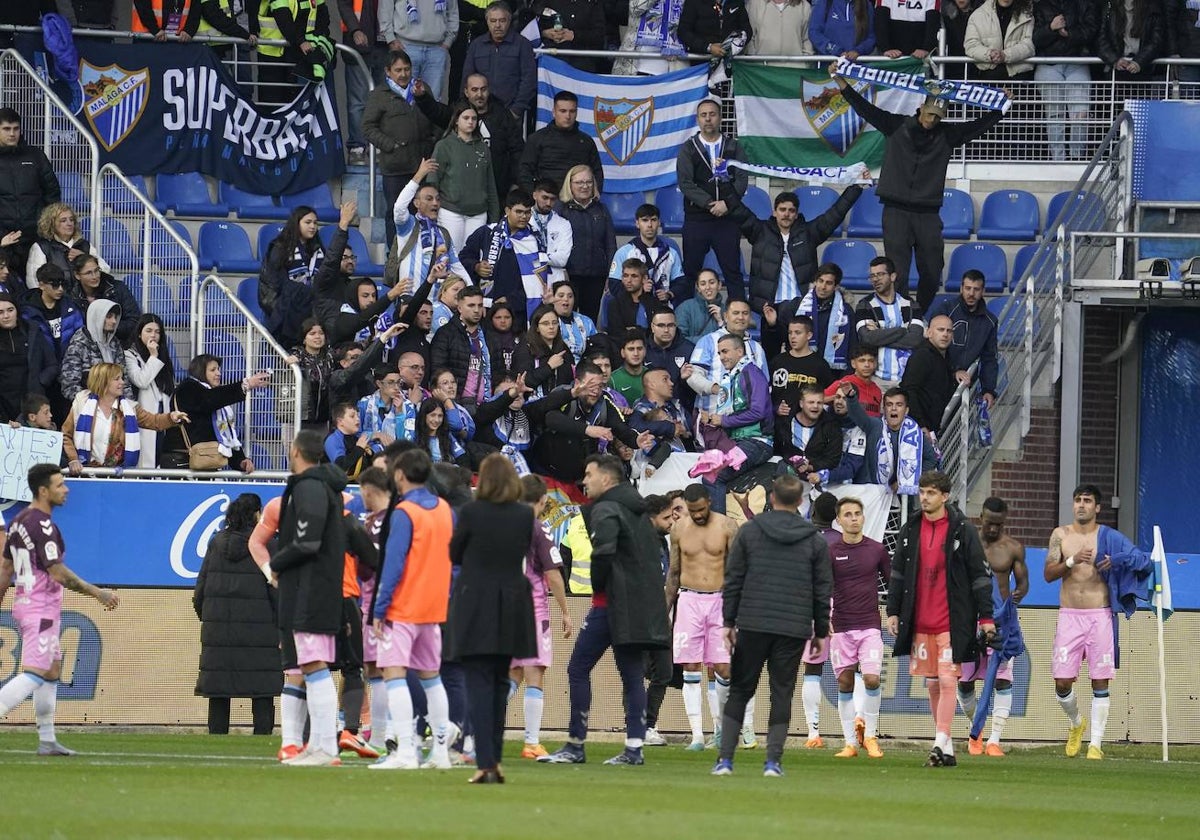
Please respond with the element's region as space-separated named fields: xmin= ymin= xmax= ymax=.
xmin=535 ymin=56 xmax=710 ymax=192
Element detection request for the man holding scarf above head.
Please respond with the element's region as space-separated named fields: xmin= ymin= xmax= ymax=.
xmin=829 ymin=61 xmax=1005 ymax=312
xmin=460 ymin=188 xmax=549 ymax=330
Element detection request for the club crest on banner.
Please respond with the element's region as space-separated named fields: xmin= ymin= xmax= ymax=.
xmin=79 ymin=60 xmax=149 ymax=152
xmin=801 ymin=79 xmax=870 ymax=156
xmin=595 ymin=97 xmax=654 ymax=165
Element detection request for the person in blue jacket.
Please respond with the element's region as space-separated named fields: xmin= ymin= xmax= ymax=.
xmin=810 ymin=0 xmax=876 ymax=58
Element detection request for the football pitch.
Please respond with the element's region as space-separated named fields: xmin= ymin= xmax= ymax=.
xmin=0 ymin=732 xmax=1196 ymax=839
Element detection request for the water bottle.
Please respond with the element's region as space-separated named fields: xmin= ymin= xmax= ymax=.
xmin=977 ymin=397 xmax=993 ymax=447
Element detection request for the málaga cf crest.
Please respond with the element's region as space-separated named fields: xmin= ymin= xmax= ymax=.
xmin=595 ymin=97 xmax=654 ymax=166
xmin=801 ymin=79 xmax=871 ymax=156
xmin=80 ymin=60 xmax=149 ymax=152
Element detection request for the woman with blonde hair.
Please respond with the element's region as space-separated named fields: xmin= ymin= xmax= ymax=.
xmin=445 ymin=453 xmax=538 ymax=784
xmin=62 ymin=362 xmax=188 ymax=473
xmin=25 ymin=203 xmax=109 ymax=290
xmin=556 ymin=165 xmax=615 ymax=323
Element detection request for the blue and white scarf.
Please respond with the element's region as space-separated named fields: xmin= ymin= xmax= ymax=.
xmin=198 ymin=380 xmax=243 ymax=458
xmin=877 ymin=415 xmax=922 ymax=495
xmin=796 ymin=287 xmax=850 ymax=368
xmin=73 ymin=393 xmax=140 ymax=467
xmin=287 ymin=243 xmax=324 ymax=285
xmin=694 ymin=134 xmax=730 ymax=183
xmin=406 ymin=0 xmax=446 ymax=24
xmin=501 ymin=443 xmax=531 ymax=476
xmin=558 ymin=312 xmax=597 ymax=363
xmin=634 ymin=0 xmax=686 ymax=57
xmin=832 ymin=57 xmax=1012 ymax=114
xmin=869 ymin=293 xmax=915 ymax=382
xmin=487 ymin=221 xmax=549 ymax=316
xmin=357 ymin=391 xmax=399 ymax=439
xmin=386 ymin=76 xmax=415 ymax=104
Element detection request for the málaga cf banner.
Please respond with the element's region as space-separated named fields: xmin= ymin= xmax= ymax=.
xmin=535 ymin=56 xmax=709 ymax=193
xmin=734 ymin=58 xmax=924 ymax=172
xmin=19 ymin=36 xmax=343 ymax=194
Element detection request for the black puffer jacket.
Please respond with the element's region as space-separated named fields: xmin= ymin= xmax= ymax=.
xmin=558 ymin=199 xmax=616 ymax=279
xmin=193 ymin=527 xmax=283 ymax=699
xmin=583 ymin=481 xmax=671 ymax=649
xmin=0 ymin=320 xmax=57 ymax=422
xmin=723 ymin=509 xmax=832 ymax=639
xmin=886 ymin=504 xmax=993 ymax=664
xmin=0 ymin=141 xmax=60 ymax=238
xmin=1097 ymin=0 xmax=1166 ymax=69
xmin=739 ymin=185 xmax=861 ymax=312
xmin=429 ymin=317 xmax=506 ymax=408
xmin=272 ymin=463 xmax=349 ymax=635
xmin=839 ymin=84 xmax=1004 ymax=212
xmin=518 ymin=123 xmax=605 ymax=193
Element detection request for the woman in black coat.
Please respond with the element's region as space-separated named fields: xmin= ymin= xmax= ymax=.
xmin=446 ymin=454 xmax=538 ymax=784
xmin=193 ymin=493 xmax=281 ymax=735
xmin=160 ymin=354 xmax=272 ymax=471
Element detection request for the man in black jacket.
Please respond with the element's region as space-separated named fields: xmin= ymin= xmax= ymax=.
xmin=713 ymin=473 xmax=831 ymax=777
xmin=0 ymin=109 xmax=61 ymax=275
xmin=677 ymin=99 xmax=749 ymax=301
xmin=737 ymin=188 xmax=862 ymax=358
xmin=778 ymin=384 xmax=844 ymax=477
xmin=885 ymin=471 xmax=994 ymax=768
xmin=831 ymin=68 xmax=1004 ymax=312
xmin=929 ymin=270 xmax=998 ymax=409
xmin=539 ymin=454 xmax=671 ymax=767
xmin=899 ymin=314 xmax=957 ymax=434
xmin=518 ymin=91 xmax=604 ymax=193
xmin=414 ymin=72 xmax=526 ymax=198
xmin=428 ymin=285 xmax=503 ymax=413
xmin=526 ymin=362 xmax=654 ymax=482
xmin=268 ymin=430 xmax=349 ymax=767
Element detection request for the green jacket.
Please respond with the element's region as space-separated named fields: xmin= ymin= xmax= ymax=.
xmin=430 ymin=133 xmax=499 ymax=221
xmin=361 ymin=86 xmax=435 ymax=177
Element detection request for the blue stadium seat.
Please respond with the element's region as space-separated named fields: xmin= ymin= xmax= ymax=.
xmin=282 ymin=183 xmax=339 ymax=223
xmin=203 ymin=329 xmax=248 ymax=383
xmin=977 ymin=189 xmax=1040 ymax=241
xmin=1046 ymin=190 xmax=1106 ymax=232
xmin=237 ymin=277 xmax=265 ymax=322
xmin=82 ymin=217 xmax=139 ymax=271
xmin=144 ymin=274 xmax=186 ymax=327
xmin=319 ymin=226 xmax=383 ymax=277
xmin=147 ymin=221 xmax=194 ymax=271
xmin=946 ymin=243 xmax=1007 ymax=292
xmin=220 ymin=182 xmax=289 ymax=220
xmin=654 ymin=185 xmax=685 ymax=234
xmin=989 ymin=295 xmax=1040 ymax=348
xmin=821 ymin=239 xmax=877 ymax=291
xmin=927 ymin=293 xmax=958 ymax=317
xmin=107 ymin=175 xmax=147 ymax=215
xmin=59 ymin=172 xmax=89 ymax=210
xmin=940 ymin=189 xmax=975 ymax=240
xmin=157 ymin=172 xmax=228 ymax=218
xmin=1010 ymin=243 xmax=1056 ymax=288
xmin=257 ymin=222 xmax=285 ymax=263
xmin=846 ymin=185 xmax=884 ymax=238
xmin=741 ymin=185 xmax=773 ymax=221
xmin=198 ymin=222 xmax=258 ymax=273
xmin=200 ymin=281 xmax=241 ymax=320
xmin=794 ymin=186 xmax=840 ymax=234
xmin=121 ymin=274 xmax=149 ymax=310
xmin=600 ymin=191 xmax=645 ymax=235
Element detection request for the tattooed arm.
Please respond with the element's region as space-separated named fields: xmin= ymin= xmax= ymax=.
xmin=48 ymin=563 xmax=120 ymax=610
xmin=1043 ymin=529 xmax=1068 ymax=583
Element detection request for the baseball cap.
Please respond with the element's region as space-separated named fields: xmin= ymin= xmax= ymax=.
xmin=919 ymin=96 xmax=947 ymax=119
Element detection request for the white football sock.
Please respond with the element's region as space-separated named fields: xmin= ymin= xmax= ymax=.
xmin=524 ymin=687 xmax=544 ymax=745
xmin=853 ymin=672 xmax=867 ymax=717
xmin=34 ymin=678 xmax=58 ymax=742
xmin=711 ymin=674 xmax=730 ymax=732
xmin=1090 ymin=692 xmax=1111 ymax=748
xmin=386 ymin=677 xmax=416 ymax=758
xmin=421 ymin=676 xmax=450 ymax=751
xmin=957 ymin=684 xmax=978 ymax=721
xmin=863 ymin=685 xmax=882 ymax=739
xmin=838 ymin=690 xmax=857 ymax=746
xmin=304 ymin=669 xmax=339 ymax=756
xmin=743 ymin=694 xmax=756 ymax=730
xmin=682 ymin=671 xmax=703 ymax=742
xmin=368 ymin=677 xmax=388 ymax=744
xmin=988 ymin=688 xmax=1013 ymax=745
xmin=0 ymin=672 xmax=42 ymax=717
xmin=802 ymin=675 xmax=822 ymax=737
xmin=280 ymin=683 xmax=307 ymax=748
xmin=1057 ymin=689 xmax=1082 ymax=727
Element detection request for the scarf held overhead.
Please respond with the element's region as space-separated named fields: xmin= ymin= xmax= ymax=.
xmin=832 ymin=57 xmax=1012 ymax=113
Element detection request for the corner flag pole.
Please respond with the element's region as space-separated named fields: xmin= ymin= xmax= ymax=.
xmin=1153 ymin=525 xmax=1168 ymax=763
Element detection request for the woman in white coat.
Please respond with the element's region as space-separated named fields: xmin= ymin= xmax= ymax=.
xmin=964 ymin=0 xmax=1035 ymax=80
xmin=123 ymin=312 xmax=176 ymax=467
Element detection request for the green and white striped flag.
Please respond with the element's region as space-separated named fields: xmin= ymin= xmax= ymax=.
xmin=734 ymin=59 xmax=925 ymax=174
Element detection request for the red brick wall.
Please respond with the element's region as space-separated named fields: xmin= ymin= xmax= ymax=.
xmin=987 ymin=307 xmax=1122 ymax=545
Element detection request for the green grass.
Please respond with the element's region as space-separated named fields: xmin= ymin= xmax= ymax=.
xmin=0 ymin=732 xmax=1196 ymax=838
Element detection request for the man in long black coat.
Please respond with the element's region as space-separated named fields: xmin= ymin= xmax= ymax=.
xmin=539 ymin=454 xmax=671 ymax=768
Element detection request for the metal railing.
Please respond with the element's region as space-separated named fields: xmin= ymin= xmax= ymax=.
xmin=0 ymin=48 xmax=101 ymax=250
xmin=196 ymin=274 xmax=303 ymax=472
xmin=938 ymin=112 xmax=1134 ymax=508
xmin=95 ymin=162 xmax=200 ymax=363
